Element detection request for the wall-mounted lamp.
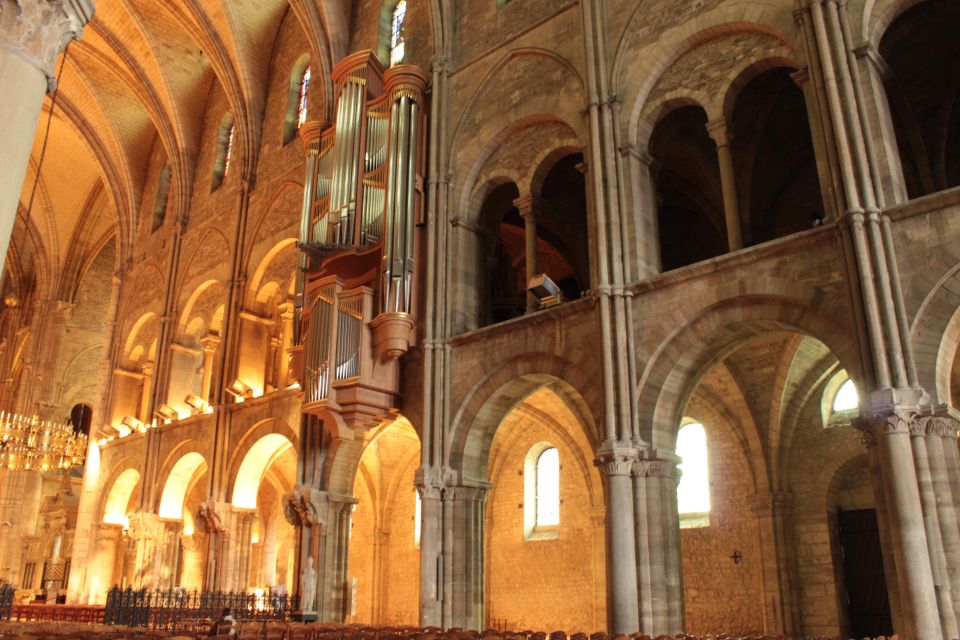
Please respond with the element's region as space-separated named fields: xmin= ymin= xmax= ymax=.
xmin=154 ymin=404 xmax=177 ymax=423
xmin=184 ymin=394 xmax=208 ymax=414
xmin=527 ymin=274 xmax=564 ymax=308
xmin=225 ymin=379 xmax=253 ymax=401
xmin=120 ymin=416 xmax=143 ymax=434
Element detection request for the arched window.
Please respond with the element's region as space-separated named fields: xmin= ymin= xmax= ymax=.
xmin=676 ymin=422 xmax=710 ymax=528
xmin=535 ymin=447 xmax=560 ymax=527
xmin=833 ymin=378 xmax=859 ymax=412
xmin=389 ymin=1 xmax=406 ymax=66
xmin=152 ymin=164 xmax=171 ymax=232
xmin=283 ymin=56 xmax=312 ymax=145
xmin=211 ymin=115 xmax=235 ymax=192
xmin=298 ymin=67 xmax=311 ymax=128
xmin=70 ymin=403 xmax=93 ymax=437
xmin=523 ymin=443 xmax=560 ymax=540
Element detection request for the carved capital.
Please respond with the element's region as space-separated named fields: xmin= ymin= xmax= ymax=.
xmin=0 ymin=0 xmax=95 ymax=88
xmin=194 ymin=504 xmax=225 ymax=535
xmin=854 ymin=408 xmax=917 ymax=441
xmin=447 ymin=485 xmax=488 ymax=504
xmin=705 ymin=119 xmax=732 ymax=147
xmin=928 ymin=416 xmax=960 ymax=439
xmin=512 ymin=195 xmax=544 ymax=223
xmin=595 ymin=442 xmax=640 ymax=477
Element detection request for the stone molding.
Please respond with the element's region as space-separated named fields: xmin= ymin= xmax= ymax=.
xmin=0 ymin=0 xmax=94 ymax=87
xmin=748 ymin=491 xmax=793 ymax=517
xmin=446 ymin=485 xmax=488 ymax=503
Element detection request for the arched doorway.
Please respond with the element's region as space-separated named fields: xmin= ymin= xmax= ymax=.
xmin=230 ymin=433 xmax=297 ymax=594
xmin=93 ymin=468 xmax=140 ymax=597
xmin=157 ymin=452 xmax=208 ymax=590
xmin=347 ymin=417 xmax=421 ymax=625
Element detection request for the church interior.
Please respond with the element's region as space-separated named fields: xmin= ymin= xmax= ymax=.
xmin=0 ymin=0 xmax=958 ymax=638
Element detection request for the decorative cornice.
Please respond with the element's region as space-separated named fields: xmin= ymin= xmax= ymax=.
xmin=0 ymin=0 xmax=95 ymax=88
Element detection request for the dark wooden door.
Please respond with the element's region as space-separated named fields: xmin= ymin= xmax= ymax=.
xmin=839 ymin=508 xmax=893 ymax=637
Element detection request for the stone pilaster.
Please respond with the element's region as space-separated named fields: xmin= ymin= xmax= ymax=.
xmin=415 ymin=466 xmax=445 ymax=627
xmin=748 ymin=491 xmax=800 ymax=634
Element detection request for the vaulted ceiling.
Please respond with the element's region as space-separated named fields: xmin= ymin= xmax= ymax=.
xmin=16 ymin=0 xmax=355 ymax=301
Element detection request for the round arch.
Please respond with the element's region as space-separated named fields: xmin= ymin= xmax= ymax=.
xmin=911 ymin=262 xmax=960 ymax=407
xmin=102 ymin=467 xmax=141 ymax=526
xmin=158 ymin=452 xmax=208 ymax=519
xmin=449 ymin=352 xmax=602 ymax=485
xmin=638 ymin=295 xmax=862 ymax=448
xmin=231 ymin=433 xmax=295 ymax=509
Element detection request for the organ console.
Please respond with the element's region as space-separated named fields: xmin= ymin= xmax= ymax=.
xmin=292 ymin=50 xmax=428 ymax=435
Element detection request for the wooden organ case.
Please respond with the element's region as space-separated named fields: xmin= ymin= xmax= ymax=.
xmin=292 ymin=51 xmax=428 ymax=435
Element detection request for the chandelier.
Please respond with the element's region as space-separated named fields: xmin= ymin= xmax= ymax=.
xmin=0 ymin=411 xmax=87 ymax=472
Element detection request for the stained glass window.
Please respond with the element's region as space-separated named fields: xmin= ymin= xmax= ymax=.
xmin=297 ymin=66 xmax=311 ymax=128
xmin=390 ymin=1 xmax=407 ymax=67
xmin=224 ymin=124 xmax=235 ymax=177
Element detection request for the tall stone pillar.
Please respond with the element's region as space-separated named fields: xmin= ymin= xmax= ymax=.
xmin=632 ymin=452 xmax=683 ymax=634
xmin=447 ymin=484 xmax=487 ymax=631
xmin=415 ymin=468 xmax=444 ymax=627
xmin=860 ymin=410 xmax=942 ymax=640
xmin=705 ymin=120 xmax=743 ymax=251
xmin=597 ymin=442 xmax=640 ymax=634
xmin=513 ymin=195 xmax=541 ymax=313
xmin=0 ymin=0 xmax=95 ymax=274
xmin=749 ymin=491 xmax=799 ymax=634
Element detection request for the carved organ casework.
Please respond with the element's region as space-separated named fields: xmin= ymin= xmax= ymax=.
xmin=293 ymin=51 xmax=428 ymax=434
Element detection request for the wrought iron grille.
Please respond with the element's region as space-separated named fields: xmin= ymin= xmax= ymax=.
xmin=103 ymin=587 xmax=299 ymax=629
xmin=0 ymin=584 xmax=14 ymax=621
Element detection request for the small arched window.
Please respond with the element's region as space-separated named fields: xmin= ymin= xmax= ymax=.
xmin=523 ymin=443 xmax=560 ymax=540
xmin=535 ymin=447 xmax=560 ymax=527
xmin=211 ymin=115 xmax=236 ymax=192
xmin=677 ymin=422 xmax=710 ymax=528
xmin=833 ymin=378 xmax=858 ymax=412
xmin=389 ymin=1 xmax=407 ymax=66
xmin=152 ymin=164 xmax=171 ymax=232
xmin=70 ymin=403 xmax=93 ymax=437
xmin=823 ymin=372 xmax=859 ymax=428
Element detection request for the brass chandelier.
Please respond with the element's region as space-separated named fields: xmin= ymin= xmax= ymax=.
xmin=0 ymin=412 xmax=87 ymax=472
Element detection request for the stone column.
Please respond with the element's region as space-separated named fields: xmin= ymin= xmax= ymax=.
xmin=922 ymin=415 xmax=960 ymax=631
xmin=597 ymin=442 xmax=640 ymax=634
xmin=749 ymin=492 xmax=799 ymax=634
xmin=908 ymin=419 xmax=957 ymax=637
xmin=279 ymin=303 xmax=294 ymax=387
xmin=0 ymin=0 xmax=95 ymax=274
xmin=632 ymin=453 xmax=683 ymax=634
xmin=126 ymin=511 xmax=162 ymax=590
xmin=705 ymin=119 xmax=743 ymax=251
xmin=513 ymin=195 xmax=541 ymax=313
xmin=415 ymin=469 xmax=444 ymax=627
xmin=861 ymin=411 xmax=942 ymax=639
xmin=199 ymin=335 xmax=220 ymax=405
xmin=447 ymin=485 xmax=487 ymax=631
xmin=138 ymin=361 xmax=153 ymax=424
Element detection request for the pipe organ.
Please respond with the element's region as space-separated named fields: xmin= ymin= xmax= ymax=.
xmin=293 ymin=51 xmax=428 ymax=433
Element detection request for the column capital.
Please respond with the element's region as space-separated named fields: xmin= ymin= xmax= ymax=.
xmin=0 ymin=0 xmax=95 ymax=88
xmin=447 ymin=484 xmax=489 ymax=503
xmin=595 ymin=441 xmax=640 ymax=477
xmin=705 ymin=118 xmax=733 ymax=147
xmin=199 ymin=334 xmax=221 ymax=354
xmin=512 ymin=194 xmax=545 ymax=222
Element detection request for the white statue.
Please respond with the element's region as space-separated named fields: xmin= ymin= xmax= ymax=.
xmin=300 ymin=556 xmax=317 ymax=613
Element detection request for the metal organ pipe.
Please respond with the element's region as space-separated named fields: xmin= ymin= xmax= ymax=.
xmin=382 ymin=99 xmax=401 ymax=310
xmin=391 ymin=96 xmax=411 ymax=314
xmin=403 ymin=100 xmax=419 ymax=313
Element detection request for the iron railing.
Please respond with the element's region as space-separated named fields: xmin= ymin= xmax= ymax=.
xmin=0 ymin=584 xmax=13 ymax=620
xmin=103 ymin=587 xmax=299 ymax=629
